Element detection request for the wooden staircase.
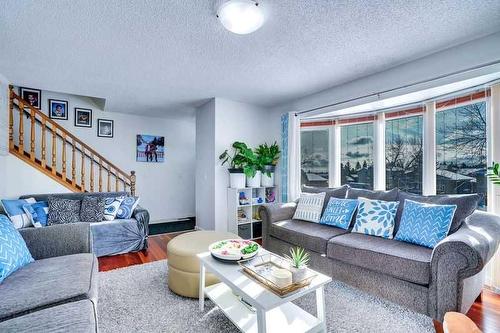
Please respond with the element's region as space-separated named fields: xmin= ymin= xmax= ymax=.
xmin=8 ymin=86 xmax=136 ymax=195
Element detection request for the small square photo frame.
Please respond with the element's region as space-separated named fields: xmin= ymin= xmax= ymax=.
xmin=74 ymin=108 xmax=92 ymax=128
xmin=19 ymin=87 xmax=42 ymax=109
xmin=48 ymin=99 xmax=69 ymax=120
xmin=97 ymin=119 xmax=114 ymax=138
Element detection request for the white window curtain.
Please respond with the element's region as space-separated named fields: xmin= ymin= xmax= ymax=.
xmin=286 ymin=112 xmax=302 ymax=201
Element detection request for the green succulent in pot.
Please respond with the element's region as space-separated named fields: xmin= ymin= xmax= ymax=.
xmin=284 ymin=246 xmax=310 ymax=283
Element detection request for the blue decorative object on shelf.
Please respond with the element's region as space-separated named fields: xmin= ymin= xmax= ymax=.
xmin=0 ymin=214 xmax=34 ymax=283
xmin=395 ymin=199 xmax=457 ymax=248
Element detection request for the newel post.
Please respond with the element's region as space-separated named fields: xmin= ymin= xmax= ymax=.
xmin=130 ymin=170 xmax=136 ymax=196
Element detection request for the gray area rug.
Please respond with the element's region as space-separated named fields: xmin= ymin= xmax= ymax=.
xmin=98 ymin=260 xmax=435 ymax=333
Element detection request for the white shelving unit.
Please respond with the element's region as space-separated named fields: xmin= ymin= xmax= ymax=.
xmin=227 ymin=186 xmax=278 ymax=240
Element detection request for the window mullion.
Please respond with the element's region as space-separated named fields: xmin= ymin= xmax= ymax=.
xmin=373 ymin=113 xmax=386 ymax=190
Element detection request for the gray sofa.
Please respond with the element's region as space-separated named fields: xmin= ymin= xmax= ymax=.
xmin=260 ymin=186 xmax=500 ymax=322
xmin=0 ymin=223 xmax=98 ymax=332
xmin=18 ymin=191 xmax=150 ymax=257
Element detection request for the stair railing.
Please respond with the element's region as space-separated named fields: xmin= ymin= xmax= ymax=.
xmin=8 ymin=85 xmax=136 ymax=195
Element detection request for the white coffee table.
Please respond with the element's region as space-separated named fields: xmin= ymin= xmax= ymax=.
xmin=198 ymin=249 xmax=331 ymax=333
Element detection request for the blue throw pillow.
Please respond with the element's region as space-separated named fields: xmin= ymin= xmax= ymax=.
xmin=1 ymin=198 xmax=37 ymax=229
xmin=22 ymin=202 xmax=49 ymax=228
xmin=352 ymin=197 xmax=399 ymax=239
xmin=0 ymin=215 xmax=34 ymax=283
xmin=116 ymin=196 xmax=140 ymax=219
xmin=395 ymin=199 xmax=457 ymax=248
xmin=103 ymin=197 xmax=125 ymax=221
xmin=319 ymin=198 xmax=358 ymax=229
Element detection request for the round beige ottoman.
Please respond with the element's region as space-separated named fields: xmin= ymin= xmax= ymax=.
xmin=167 ymin=231 xmax=239 ymax=298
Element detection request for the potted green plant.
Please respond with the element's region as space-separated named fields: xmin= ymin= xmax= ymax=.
xmin=284 ymin=247 xmax=310 ymax=283
xmin=255 ymin=142 xmax=281 ymax=187
xmin=219 ymin=141 xmax=261 ymax=188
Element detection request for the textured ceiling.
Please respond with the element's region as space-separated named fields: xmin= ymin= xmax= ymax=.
xmin=1 ymin=0 xmax=500 ymax=116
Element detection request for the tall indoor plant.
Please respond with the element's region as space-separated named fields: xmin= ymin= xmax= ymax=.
xmin=219 ymin=141 xmax=261 ymax=188
xmin=255 ymin=142 xmax=281 ymax=187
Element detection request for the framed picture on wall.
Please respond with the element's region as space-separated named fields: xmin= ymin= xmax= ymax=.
xmin=97 ymin=119 xmax=114 ymax=138
xmin=19 ymin=87 xmax=41 ymax=109
xmin=74 ymin=108 xmax=92 ymax=127
xmin=48 ymin=99 xmax=69 ymax=120
xmin=136 ymin=134 xmax=165 ymax=162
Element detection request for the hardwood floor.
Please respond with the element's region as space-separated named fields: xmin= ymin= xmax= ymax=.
xmin=98 ymin=233 xmax=500 ymax=333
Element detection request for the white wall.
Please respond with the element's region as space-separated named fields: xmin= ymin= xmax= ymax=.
xmin=8 ymin=87 xmax=196 ymax=222
xmin=0 ymin=73 xmax=10 ymax=199
xmin=195 ymin=99 xmax=216 ymax=230
xmin=272 ymin=32 xmax=500 ymax=115
xmin=195 ymin=97 xmax=282 ymax=231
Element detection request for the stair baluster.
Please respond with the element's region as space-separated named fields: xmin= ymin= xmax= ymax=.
xmin=18 ymin=101 xmax=24 ymax=152
xmin=62 ymin=133 xmax=67 ymax=180
xmin=81 ymin=146 xmax=85 ymax=191
xmin=90 ymin=154 xmax=95 ymax=192
xmin=41 ymin=119 xmax=47 ymax=169
xmin=30 ymin=109 xmax=35 ymax=162
xmin=51 ymin=127 xmax=57 ymax=176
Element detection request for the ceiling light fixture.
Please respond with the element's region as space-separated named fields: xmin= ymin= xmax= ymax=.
xmin=217 ymin=0 xmax=264 ymax=35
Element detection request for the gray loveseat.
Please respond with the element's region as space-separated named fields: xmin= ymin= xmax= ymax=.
xmin=18 ymin=191 xmax=150 ymax=257
xmin=260 ymin=186 xmax=500 ymax=321
xmin=0 ymin=223 xmax=97 ymax=332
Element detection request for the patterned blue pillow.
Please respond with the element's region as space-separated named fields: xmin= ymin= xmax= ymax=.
xmin=116 ymin=196 xmax=140 ymax=219
xmin=0 ymin=215 xmax=34 ymax=283
xmin=319 ymin=198 xmax=358 ymax=229
xmin=395 ymin=199 xmax=457 ymax=248
xmin=22 ymin=202 xmax=49 ymax=228
xmin=1 ymin=198 xmax=37 ymax=229
xmin=352 ymin=197 xmax=399 ymax=239
xmin=103 ymin=197 xmax=125 ymax=221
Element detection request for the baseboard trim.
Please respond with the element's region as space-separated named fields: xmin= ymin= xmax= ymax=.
xmin=148 ymin=216 xmax=195 ymax=235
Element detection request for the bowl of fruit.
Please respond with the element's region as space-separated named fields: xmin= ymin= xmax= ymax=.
xmin=209 ymin=239 xmax=260 ymax=263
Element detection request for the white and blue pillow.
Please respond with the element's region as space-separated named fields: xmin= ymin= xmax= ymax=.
xmin=293 ymin=192 xmax=326 ymax=223
xmin=1 ymin=198 xmax=36 ymax=229
xmin=103 ymin=197 xmax=125 ymax=221
xmin=116 ymin=196 xmax=140 ymax=219
xmin=0 ymin=215 xmax=34 ymax=283
xmin=395 ymin=199 xmax=456 ymax=248
xmin=352 ymin=197 xmax=399 ymax=239
xmin=319 ymin=198 xmax=358 ymax=229
xmin=22 ymin=202 xmax=49 ymax=228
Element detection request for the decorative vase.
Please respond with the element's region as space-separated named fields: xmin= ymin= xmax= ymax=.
xmin=289 ymin=266 xmax=308 ymax=283
xmin=229 ymin=168 xmax=246 ymax=189
xmin=246 ymin=170 xmax=262 ymax=188
xmin=261 ymin=165 xmax=275 ymax=186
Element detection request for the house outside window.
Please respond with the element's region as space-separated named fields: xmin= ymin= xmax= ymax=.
xmin=300 ymin=129 xmax=329 ymax=187
xmin=385 ymin=115 xmax=423 ymax=194
xmin=436 ymin=101 xmax=487 ymax=208
xmin=341 ymin=122 xmax=374 ymax=189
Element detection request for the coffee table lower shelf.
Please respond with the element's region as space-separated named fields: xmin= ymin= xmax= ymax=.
xmin=205 ymin=283 xmax=323 ymax=333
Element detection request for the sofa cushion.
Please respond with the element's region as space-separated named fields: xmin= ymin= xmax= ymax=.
xmin=0 ymin=253 xmax=97 ymax=320
xmin=395 ymin=199 xmax=457 ymax=248
xmin=103 ymin=197 xmax=125 ymax=221
xmin=327 ymin=233 xmax=432 ymax=285
xmin=116 ymin=196 xmax=140 ymax=219
xmin=293 ymin=192 xmax=325 ymax=223
xmin=47 ymin=197 xmax=81 ymax=225
xmin=346 ymin=187 xmax=399 ymax=201
xmin=352 ymin=197 xmax=399 ymax=239
xmin=0 ymin=300 xmax=96 ymax=332
xmin=0 ymin=215 xmax=34 ymax=283
xmin=319 ymin=198 xmax=358 ymax=229
xmin=302 ymin=185 xmax=350 ymax=214
xmin=1 ymin=198 xmax=36 ymax=229
xmin=396 ymin=191 xmax=480 ymax=234
xmin=80 ymin=197 xmax=105 ymax=222
xmin=270 ymin=219 xmax=348 ymax=254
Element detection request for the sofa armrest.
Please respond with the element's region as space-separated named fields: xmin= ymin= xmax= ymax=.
xmin=259 ymin=202 xmax=297 ymax=247
xmin=19 ymin=222 xmax=92 ymax=260
xmin=132 ymin=205 xmax=150 ymax=245
xmin=429 ymin=211 xmax=500 ymax=319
